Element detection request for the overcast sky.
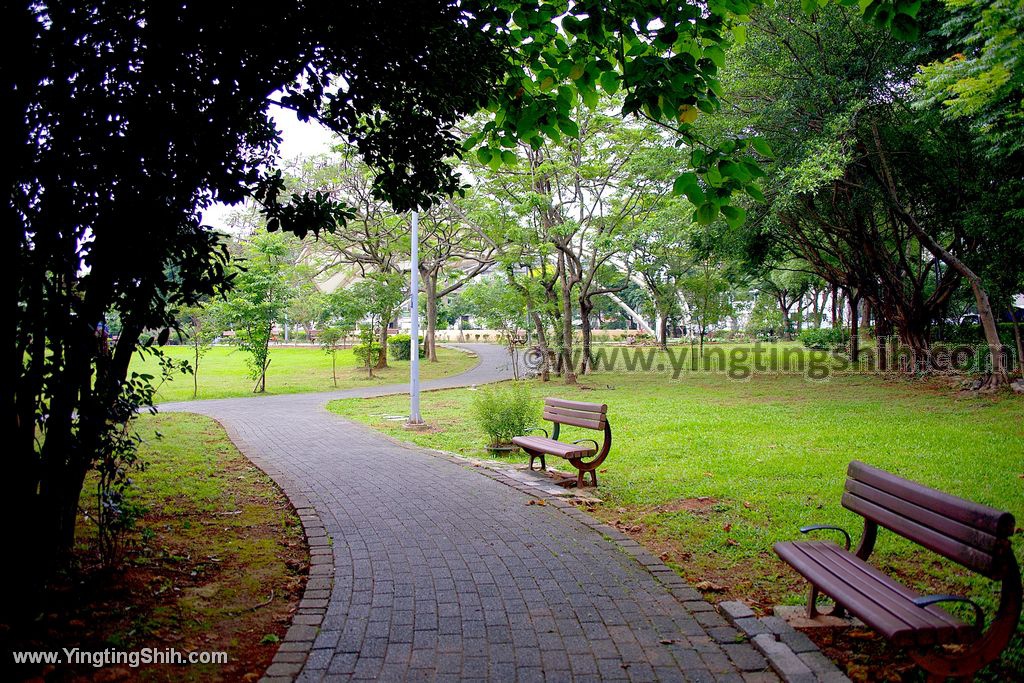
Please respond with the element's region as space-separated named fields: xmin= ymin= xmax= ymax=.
xmin=201 ymin=105 xmax=336 ymax=231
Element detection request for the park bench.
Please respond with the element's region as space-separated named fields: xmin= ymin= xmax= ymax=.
xmin=775 ymin=460 xmax=1021 ymax=679
xmin=512 ymin=398 xmax=611 ymax=488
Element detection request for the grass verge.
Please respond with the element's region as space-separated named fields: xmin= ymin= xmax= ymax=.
xmin=11 ymin=413 xmax=307 ymax=682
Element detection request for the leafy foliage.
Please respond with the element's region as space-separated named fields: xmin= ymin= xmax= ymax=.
xmin=471 ymin=382 xmax=540 ymax=447
xmin=799 ymin=327 xmax=851 ymax=351
xmin=387 ymin=334 xmax=425 ymax=361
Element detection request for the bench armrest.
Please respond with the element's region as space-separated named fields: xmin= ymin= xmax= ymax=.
xmin=912 ymin=594 xmax=985 ymax=631
xmin=523 ymin=426 xmax=549 ymax=438
xmin=799 ymin=525 xmax=852 ymax=551
xmin=571 ymin=438 xmax=599 ymax=450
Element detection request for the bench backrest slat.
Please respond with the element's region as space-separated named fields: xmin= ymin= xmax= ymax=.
xmin=542 ymin=398 xmax=607 ymax=431
xmin=843 ymin=461 xmax=1015 ymax=579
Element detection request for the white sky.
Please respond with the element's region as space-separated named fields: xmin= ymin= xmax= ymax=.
xmin=201 ymin=105 xmax=336 ymax=232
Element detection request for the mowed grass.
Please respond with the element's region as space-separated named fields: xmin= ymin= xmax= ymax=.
xmin=132 ymin=345 xmax=478 ymax=403
xmin=329 ymin=366 xmax=1024 ymax=677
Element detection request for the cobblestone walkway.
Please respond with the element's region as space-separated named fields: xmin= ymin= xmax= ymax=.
xmin=163 ymin=345 xmax=776 ymax=682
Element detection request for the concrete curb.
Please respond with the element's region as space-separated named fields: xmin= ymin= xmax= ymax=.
xmin=719 ymin=601 xmax=851 ymax=683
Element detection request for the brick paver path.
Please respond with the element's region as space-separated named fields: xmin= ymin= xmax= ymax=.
xmin=163 ymin=345 xmax=773 ymax=682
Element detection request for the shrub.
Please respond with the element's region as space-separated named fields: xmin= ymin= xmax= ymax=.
xmin=352 ymin=341 xmax=383 ymax=367
xmin=471 ymin=382 xmax=539 ymax=447
xmin=799 ymin=328 xmax=850 ymax=351
xmin=387 ymin=334 xmax=425 ymax=360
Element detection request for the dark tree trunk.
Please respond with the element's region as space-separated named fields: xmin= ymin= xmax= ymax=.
xmin=1010 ymin=308 xmax=1023 ymax=376
xmin=424 ymin=273 xmax=439 ymax=362
xmin=849 ymin=292 xmax=860 ymax=363
xmin=558 ymin=255 xmax=577 ymax=385
xmin=376 ymin=324 xmax=389 ymax=369
xmin=578 ymin=298 xmax=594 ymax=375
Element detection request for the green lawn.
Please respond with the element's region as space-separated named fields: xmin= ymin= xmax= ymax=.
xmin=328 ymin=366 xmax=1024 ymax=677
xmin=133 ymin=345 xmax=477 ymax=403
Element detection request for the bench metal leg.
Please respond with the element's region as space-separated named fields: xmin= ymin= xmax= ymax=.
xmin=807 ymin=585 xmax=820 ymax=619
xmin=576 ymin=468 xmax=597 ymax=488
xmin=807 ymin=585 xmax=846 ymax=619
xmin=529 ymin=453 xmax=546 ymax=472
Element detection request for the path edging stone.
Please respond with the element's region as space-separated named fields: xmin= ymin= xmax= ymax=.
xmin=208 ymin=418 xmax=333 ymax=683
xmin=719 ymin=601 xmax=851 ymax=683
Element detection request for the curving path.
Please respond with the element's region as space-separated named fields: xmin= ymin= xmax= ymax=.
xmin=163 ymin=344 xmax=774 ymax=682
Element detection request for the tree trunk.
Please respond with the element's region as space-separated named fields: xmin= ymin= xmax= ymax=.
xmin=424 ymin=273 xmax=439 ymax=362
xmin=779 ymin=298 xmax=793 ymax=341
xmin=1007 ymin=309 xmax=1024 ymax=378
xmin=658 ymin=314 xmax=668 ymax=350
xmin=376 ymin=324 xmax=389 ymax=369
xmin=193 ymin=343 xmax=200 ymax=398
xmin=849 ymin=292 xmax=860 ymax=363
xmin=578 ymin=298 xmax=594 ymax=375
xmin=530 ymin=310 xmax=551 ymax=382
xmin=558 ymin=256 xmax=577 ymax=385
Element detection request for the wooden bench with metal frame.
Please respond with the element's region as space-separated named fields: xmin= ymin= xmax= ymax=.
xmin=775 ymin=460 xmax=1020 ymax=680
xmin=512 ymin=398 xmax=611 ymax=488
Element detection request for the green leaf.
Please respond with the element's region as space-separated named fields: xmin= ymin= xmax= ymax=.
xmin=581 ymin=87 xmax=598 ymax=109
xmin=721 ymin=204 xmax=747 ymax=228
xmin=745 ymin=183 xmax=766 ymax=202
xmin=695 ymin=202 xmax=720 ymax=224
xmin=703 ymin=45 xmax=726 ymax=69
xmin=801 ymin=0 xmax=819 ymax=14
xmin=476 ymin=148 xmax=492 ymax=165
xmin=897 ymin=0 xmax=922 ymax=17
xmin=705 ymin=165 xmax=723 ymax=187
xmin=599 ymin=71 xmax=619 ymax=95
xmin=890 ymin=13 xmax=919 ymax=41
xmin=719 ymin=160 xmax=751 ymax=182
xmin=500 ymin=150 xmax=517 ymax=165
xmin=558 ymin=118 xmax=580 ymax=138
xmin=751 ymin=138 xmax=774 ymax=158
xmin=569 ymin=63 xmax=585 ymax=81
xmin=672 ymin=172 xmax=705 ymax=204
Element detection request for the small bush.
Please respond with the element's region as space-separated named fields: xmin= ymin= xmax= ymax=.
xmin=471 ymin=383 xmax=539 ymax=447
xmin=799 ymin=328 xmax=850 ymax=351
xmin=387 ymin=334 xmax=425 ymax=360
xmin=353 ymin=341 xmax=383 ymax=367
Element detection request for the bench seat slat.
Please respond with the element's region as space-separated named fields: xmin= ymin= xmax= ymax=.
xmin=786 ymin=542 xmax=945 ymax=640
xmin=511 ymin=435 xmax=596 ymax=459
xmin=775 ymin=540 xmax=973 ymax=648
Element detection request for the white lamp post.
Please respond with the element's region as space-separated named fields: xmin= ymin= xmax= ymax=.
xmin=408 ymin=210 xmax=423 ymax=426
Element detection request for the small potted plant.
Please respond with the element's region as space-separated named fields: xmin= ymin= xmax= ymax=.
xmin=471 ymin=382 xmax=538 ymax=455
